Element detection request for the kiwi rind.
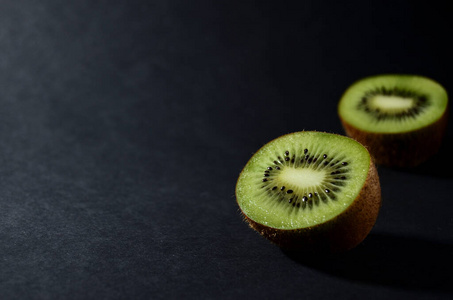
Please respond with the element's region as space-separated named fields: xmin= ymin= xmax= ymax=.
xmin=236 ymin=132 xmax=381 ymax=253
xmin=341 ymin=107 xmax=448 ymax=167
xmin=339 ymin=74 xmax=449 ymax=167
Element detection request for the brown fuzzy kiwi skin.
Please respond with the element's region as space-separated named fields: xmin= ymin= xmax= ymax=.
xmin=340 ymin=105 xmax=449 ymax=168
xmin=238 ymin=160 xmax=381 ymax=254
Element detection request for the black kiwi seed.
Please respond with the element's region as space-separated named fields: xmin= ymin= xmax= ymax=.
xmin=308 ymin=193 xmax=313 ymax=198
xmin=267 ymin=167 xmax=273 ymax=170
xmin=272 ymin=186 xmax=277 ymax=190
xmin=289 ymin=198 xmax=293 ymax=203
xmin=285 ymin=151 xmax=289 ymax=156
xmin=281 ymin=186 xmax=285 ymax=191
xmin=323 ymin=154 xmax=327 ymax=159
xmin=287 ymin=190 xmax=293 ymax=194
xmin=264 ymin=174 xmax=269 ymax=177
xmin=304 ymin=149 xmax=308 ymax=154
xmin=342 ymin=162 xmax=348 ymax=166
xmin=302 ymin=196 xmax=307 ymax=202
xmin=276 ymin=166 xmax=280 ymax=170
xmin=285 ymin=157 xmax=290 ymax=161
xmin=325 ymin=189 xmax=330 ymax=193
xmin=263 ymin=179 xmax=268 ymax=182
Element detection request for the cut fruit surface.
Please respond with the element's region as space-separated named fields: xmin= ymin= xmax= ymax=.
xmin=236 ymin=132 xmax=381 ymax=252
xmin=338 ymin=74 xmax=449 ymax=167
xmin=338 ymin=75 xmax=448 ymax=133
xmin=237 ymin=132 xmax=371 ymax=229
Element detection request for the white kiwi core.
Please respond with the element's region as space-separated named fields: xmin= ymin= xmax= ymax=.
xmin=279 ymin=168 xmax=325 ymax=189
xmin=369 ymin=95 xmax=414 ymax=113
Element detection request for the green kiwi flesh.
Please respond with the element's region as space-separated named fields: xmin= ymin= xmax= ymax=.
xmin=236 ymin=131 xmax=381 ymax=253
xmin=339 ymin=74 xmax=448 ymax=167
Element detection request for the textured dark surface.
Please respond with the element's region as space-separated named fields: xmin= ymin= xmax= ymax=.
xmin=1 ymin=1 xmax=452 ymax=299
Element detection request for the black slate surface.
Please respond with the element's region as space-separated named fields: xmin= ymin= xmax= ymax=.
xmin=1 ymin=1 xmax=452 ymax=299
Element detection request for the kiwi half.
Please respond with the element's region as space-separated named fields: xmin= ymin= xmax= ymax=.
xmin=338 ymin=74 xmax=449 ymax=167
xmin=236 ymin=131 xmax=381 ymax=253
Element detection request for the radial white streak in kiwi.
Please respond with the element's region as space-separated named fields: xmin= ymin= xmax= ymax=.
xmin=278 ymin=167 xmax=325 ymax=190
xmin=369 ymin=95 xmax=414 ymax=113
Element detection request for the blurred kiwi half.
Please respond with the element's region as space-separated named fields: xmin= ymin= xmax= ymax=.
xmin=338 ymin=74 xmax=448 ymax=167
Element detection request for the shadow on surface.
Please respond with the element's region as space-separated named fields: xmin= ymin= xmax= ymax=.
xmin=283 ymin=233 xmax=453 ymax=293
xmin=408 ymin=136 xmax=453 ymax=178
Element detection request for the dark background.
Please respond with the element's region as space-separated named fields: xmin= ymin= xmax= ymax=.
xmin=1 ymin=0 xmax=452 ymax=299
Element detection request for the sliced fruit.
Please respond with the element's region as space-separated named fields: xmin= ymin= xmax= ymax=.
xmin=339 ymin=74 xmax=449 ymax=167
xmin=236 ymin=131 xmax=381 ymax=253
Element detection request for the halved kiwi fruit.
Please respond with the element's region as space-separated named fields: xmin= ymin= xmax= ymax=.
xmin=339 ymin=74 xmax=449 ymax=167
xmin=235 ymin=131 xmax=381 ymax=253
